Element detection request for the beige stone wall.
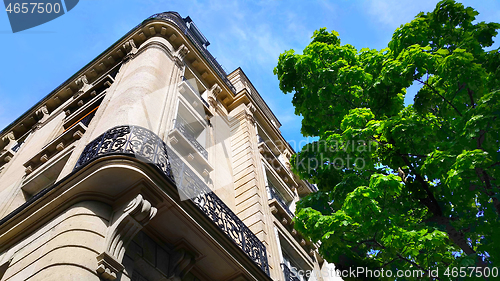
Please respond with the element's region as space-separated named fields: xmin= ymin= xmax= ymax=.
xmin=230 ymin=105 xmax=268 ymax=244
xmin=0 ymin=16 xmax=329 ymax=281
xmin=212 ymin=113 xmax=236 ymax=210
xmin=91 ymin=37 xmax=178 ymax=139
xmin=0 ymin=201 xmax=110 ymax=281
xmin=0 ymin=108 xmax=67 ymax=218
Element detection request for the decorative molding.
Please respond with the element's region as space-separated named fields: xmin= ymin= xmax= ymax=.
xmin=1 ymin=132 xmax=15 ymax=152
xmin=245 ymin=114 xmax=255 ymax=125
xmin=2 ymin=131 xmax=15 ymax=143
xmin=246 ymin=103 xmax=256 ymax=114
xmin=122 ymin=39 xmax=138 ymax=62
xmin=245 ymin=104 xmax=257 ymax=124
xmin=207 ymin=96 xmax=217 ymax=108
xmin=76 ymin=125 xmax=270 ymax=275
xmin=35 ymin=105 xmax=49 ymax=123
xmin=167 ymin=248 xmax=196 ymax=280
xmin=96 ymin=252 xmax=124 ymax=281
xmin=210 ymin=83 xmax=222 ymax=97
xmin=74 ymin=75 xmax=91 ymax=98
xmin=245 ymin=110 xmax=255 ymax=124
xmin=173 ymin=44 xmax=190 ymax=67
xmin=96 ymin=194 xmax=157 ymax=280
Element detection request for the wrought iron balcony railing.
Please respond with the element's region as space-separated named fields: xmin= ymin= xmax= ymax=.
xmin=74 ymin=125 xmax=173 ymax=177
xmin=268 ymin=184 xmax=294 ymax=218
xmin=281 ymin=263 xmax=301 ymax=281
xmin=73 ymin=125 xmax=269 ymax=276
xmin=168 ymin=146 xmax=269 ymax=276
xmin=174 ymin=118 xmax=208 ymax=159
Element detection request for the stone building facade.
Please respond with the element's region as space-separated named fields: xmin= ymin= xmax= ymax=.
xmin=0 ymin=12 xmax=336 ymax=281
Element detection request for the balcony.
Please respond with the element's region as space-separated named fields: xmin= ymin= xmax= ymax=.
xmin=258 ymin=136 xmax=297 ymax=189
xmin=21 ymin=121 xmax=92 ymax=195
xmin=168 ymin=110 xmax=211 ymax=178
xmin=11 ymin=140 xmax=23 ymax=152
xmin=174 ymin=118 xmax=208 ymax=159
xmin=73 ymin=125 xmax=269 ymax=276
xmin=179 ymin=78 xmax=209 ymax=119
xmin=23 ymin=122 xmax=88 ymax=176
xmin=268 ymin=184 xmax=294 ymax=218
xmin=181 ymin=76 xmax=210 ymax=109
xmin=63 ymin=74 xmax=111 ymax=129
xmin=0 ymin=149 xmax=14 ymax=169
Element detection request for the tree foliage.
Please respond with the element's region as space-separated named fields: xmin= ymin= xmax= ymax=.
xmin=274 ymin=1 xmax=500 ymax=279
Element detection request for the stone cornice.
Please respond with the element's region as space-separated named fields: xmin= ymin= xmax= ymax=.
xmin=0 ymin=12 xmax=236 ymax=146
xmin=227 ymin=68 xmax=282 ymax=128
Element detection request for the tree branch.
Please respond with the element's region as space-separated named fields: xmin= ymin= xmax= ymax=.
xmin=417 ymin=79 xmax=463 ymax=116
xmin=467 ymin=88 xmax=476 ymax=108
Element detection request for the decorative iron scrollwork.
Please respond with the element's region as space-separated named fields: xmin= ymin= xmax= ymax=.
xmin=167 ymin=147 xmax=269 ymax=275
xmin=74 ymin=125 xmax=269 ymax=276
xmin=74 ymin=125 xmax=173 ymax=180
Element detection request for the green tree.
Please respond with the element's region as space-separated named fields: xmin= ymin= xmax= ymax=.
xmin=274 ymin=1 xmax=500 ymax=279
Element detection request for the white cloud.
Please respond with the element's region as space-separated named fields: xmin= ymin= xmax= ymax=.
xmin=365 ymin=0 xmax=436 ymax=28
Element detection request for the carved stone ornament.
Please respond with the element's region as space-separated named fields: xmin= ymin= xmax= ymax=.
xmin=173 ymin=44 xmax=190 ymax=67
xmin=207 ymin=96 xmax=217 ymax=108
xmin=35 ymin=105 xmax=49 ymax=123
xmin=96 ymin=194 xmax=157 ymax=280
xmin=245 ymin=112 xmax=255 ymax=124
xmin=210 ymin=83 xmax=222 ymax=97
xmin=246 ymin=103 xmax=256 ymax=114
xmin=167 ymin=248 xmax=196 ymax=281
xmin=1 ymin=131 xmax=16 ymax=151
xmin=74 ymin=75 xmax=91 ymax=98
xmin=122 ymin=39 xmax=138 ymax=62
xmin=244 ymin=105 xmax=256 ymax=124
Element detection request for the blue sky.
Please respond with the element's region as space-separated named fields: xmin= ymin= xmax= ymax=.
xmin=0 ymin=0 xmax=499 ymax=150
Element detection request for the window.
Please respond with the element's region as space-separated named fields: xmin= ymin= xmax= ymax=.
xmin=282 ymin=252 xmax=308 ymax=281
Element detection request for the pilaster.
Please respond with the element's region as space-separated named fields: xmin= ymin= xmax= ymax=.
xmin=230 ymin=104 xmax=268 ymax=244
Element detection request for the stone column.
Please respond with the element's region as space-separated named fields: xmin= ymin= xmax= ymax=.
xmin=90 ymin=37 xmax=185 ymax=138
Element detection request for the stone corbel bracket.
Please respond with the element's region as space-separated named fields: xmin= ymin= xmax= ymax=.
xmin=122 ymin=39 xmax=138 ymax=62
xmin=96 ymin=194 xmax=157 ymax=280
xmin=210 ymin=83 xmax=222 ymax=97
xmin=167 ymin=248 xmax=196 ymax=281
xmin=74 ymin=75 xmax=91 ymax=99
xmin=1 ymin=131 xmax=16 ymax=153
xmin=207 ymin=83 xmax=221 ymax=108
xmin=244 ymin=104 xmax=256 ymax=124
xmin=173 ymin=44 xmax=190 ymax=67
xmin=35 ymin=105 xmax=50 ymax=124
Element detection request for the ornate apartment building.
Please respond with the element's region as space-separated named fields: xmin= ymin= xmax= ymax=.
xmin=0 ymin=12 xmax=335 ymax=281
